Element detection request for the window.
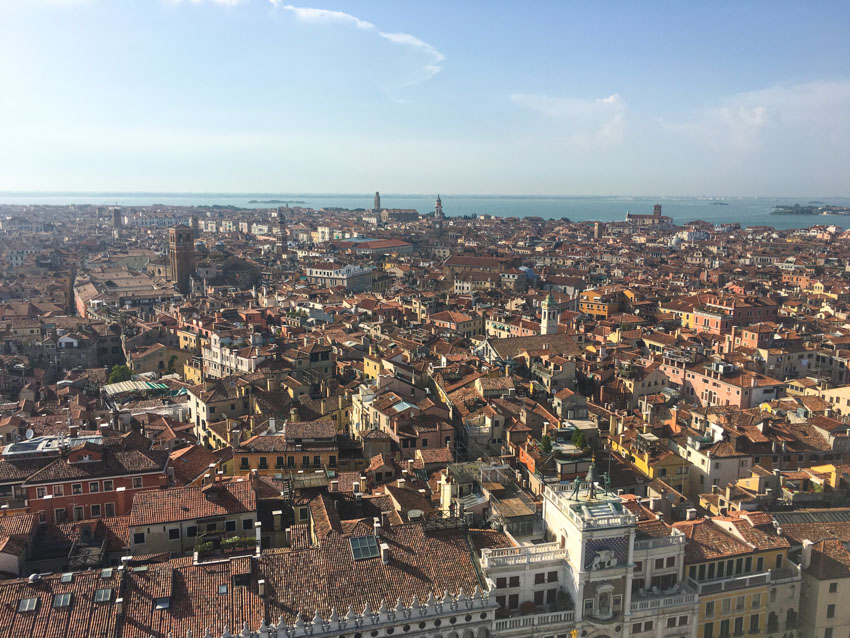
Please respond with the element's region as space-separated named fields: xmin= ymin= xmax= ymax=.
xmin=734 ymin=617 xmax=743 ymax=636
xmin=242 ymin=518 xmax=253 ymax=530
xmin=535 ymin=573 xmax=545 ymax=585
xmin=496 ymin=577 xmax=506 ymax=589
xmin=60 ymin=573 xmax=73 ymax=584
xmin=667 ymin=618 xmax=677 ymax=629
xmin=666 ymin=556 xmax=675 ymax=568
xmin=240 ymin=458 xmax=250 ymax=470
xmin=218 ymin=584 xmax=228 ymax=595
xmin=546 ymin=588 xmax=556 ymax=605
xmin=187 ymin=526 xmax=197 ymax=537
xmin=94 ymin=589 xmax=112 ymax=603
xmin=829 ymin=582 xmax=838 ymax=593
xmin=534 ymin=590 xmax=544 ymax=605
xmin=72 ymin=483 xmax=82 ymax=495
xmin=349 ymin=535 xmax=380 ymax=560
xmin=101 ymin=568 xmax=113 ymax=579
xmin=36 ymin=487 xmax=46 ymax=498
xmin=225 ymin=520 xmax=236 ymax=532
xmin=55 ymin=485 xmax=65 ymax=496
xmin=679 ymin=616 xmax=689 ymax=626
xmin=53 ymin=593 xmax=72 ymax=608
xmin=722 ymin=598 xmax=731 ymax=614
xmin=496 ymin=595 xmax=506 ymax=608
xmin=720 ymin=620 xmax=730 ymax=638
xmin=302 ymin=456 xmax=309 ymax=467
xmin=751 ymin=593 xmax=760 ymax=609
xmin=91 ymin=504 xmax=102 ymax=517
xmin=635 ymin=561 xmax=643 ymax=571
xmin=276 ymin=456 xmax=284 ymax=468
xmin=508 ymin=594 xmax=518 ymax=609
xmin=133 ymin=532 xmax=145 ymax=544
xmin=824 ymin=629 xmax=833 ymax=638
xmin=104 ymin=480 xmax=113 ymax=491
xmin=259 ymin=457 xmax=268 ymax=469
xmin=328 ymin=455 xmax=337 ymax=467
xmin=756 ymin=557 xmax=763 ymax=571
xmin=704 ymin=622 xmax=714 ymax=638
xmin=105 ymin=503 xmax=115 ymax=517
xmin=89 ymin=481 xmax=99 ymax=493
xmin=736 ymin=596 xmax=745 ymax=611
xmin=168 ymin=528 xmax=180 ymax=540
xmin=207 ymin=523 xmax=217 ymax=532
xmin=827 ymin=604 xmax=835 ymax=619
xmin=313 ymin=456 xmax=320 ymax=467
xmin=509 ymin=576 xmax=520 ymax=587
xmin=749 ymin=615 xmax=759 ymax=634
xmin=548 ymin=571 xmax=557 ymax=582
xmin=656 ymin=558 xmax=665 ymax=569
xmin=18 ymin=598 xmax=38 ymax=612
xmin=154 ymin=598 xmax=170 ymax=610
xmin=132 ymin=477 xmax=143 ymax=489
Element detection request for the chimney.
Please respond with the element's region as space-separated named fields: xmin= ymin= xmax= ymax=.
xmin=258 ymin=579 xmax=266 ymax=597
xmin=373 ymin=516 xmax=381 ymax=535
xmin=648 ymin=496 xmax=660 ymax=512
xmin=359 ymin=475 xmax=367 ymax=493
xmin=407 ymin=459 xmax=414 ymax=472
xmin=380 ymin=542 xmax=390 ymax=564
xmin=115 ymin=597 xmax=124 ymax=616
xmin=381 ymin=511 xmax=390 ymax=527
xmin=397 ymin=478 xmax=406 ymax=489
xmin=254 ymin=521 xmax=262 ymax=556
xmin=685 ymin=508 xmax=697 ymax=521
xmin=272 ymin=510 xmax=283 ymax=531
xmin=330 ymin=480 xmax=339 ymax=491
xmin=801 ymin=539 xmax=814 ymax=569
xmin=284 ymin=527 xmax=292 ymax=546
xmin=69 ymin=424 xmax=78 ymax=438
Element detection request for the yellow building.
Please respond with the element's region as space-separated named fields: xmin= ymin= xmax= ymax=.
xmin=611 ymin=429 xmax=689 ymax=493
xmin=675 ymin=514 xmax=800 ymax=638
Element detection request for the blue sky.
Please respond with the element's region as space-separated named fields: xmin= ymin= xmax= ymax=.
xmin=1 ymin=0 xmax=849 ymax=195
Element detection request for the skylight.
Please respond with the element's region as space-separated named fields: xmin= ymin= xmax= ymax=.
xmin=100 ymin=567 xmax=113 ymax=579
xmin=18 ymin=598 xmax=38 ymax=612
xmin=53 ymin=593 xmax=72 ymax=608
xmin=349 ymin=535 xmax=380 ymax=560
xmin=60 ymin=572 xmax=73 ymax=583
xmin=94 ymin=588 xmax=112 ymax=603
xmin=218 ymin=584 xmax=228 ymax=595
xmin=154 ymin=597 xmax=171 ymax=610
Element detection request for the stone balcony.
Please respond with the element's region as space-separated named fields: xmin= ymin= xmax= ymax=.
xmin=480 ymin=542 xmax=568 ymax=569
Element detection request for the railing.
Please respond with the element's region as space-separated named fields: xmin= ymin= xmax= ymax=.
xmin=481 ymin=544 xmax=568 ymax=568
xmin=688 ymin=572 xmax=767 ymax=595
xmin=495 ymin=609 xmax=576 ymax=632
xmin=769 ymin=563 xmax=802 ymax=583
xmin=634 ymin=535 xmax=686 ymax=551
xmin=631 ymin=591 xmax=697 ymax=612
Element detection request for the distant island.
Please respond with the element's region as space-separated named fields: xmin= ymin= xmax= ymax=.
xmin=248 ymin=199 xmax=306 ymax=204
xmin=772 ymin=203 xmax=850 ymax=216
xmin=710 ymin=202 xmax=729 ymax=206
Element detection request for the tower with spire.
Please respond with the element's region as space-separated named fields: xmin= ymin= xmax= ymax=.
xmin=374 ymin=191 xmax=381 ymax=212
xmin=540 ymin=292 xmax=558 ymax=335
xmin=434 ymin=194 xmax=444 ymax=230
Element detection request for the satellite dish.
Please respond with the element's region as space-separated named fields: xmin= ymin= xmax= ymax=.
xmin=25 ymin=429 xmax=34 ymax=440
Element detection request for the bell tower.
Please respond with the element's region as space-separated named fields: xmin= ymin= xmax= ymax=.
xmin=169 ymin=224 xmax=194 ymax=294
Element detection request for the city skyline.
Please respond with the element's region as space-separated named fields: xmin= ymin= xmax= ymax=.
xmin=1 ymin=1 xmax=849 ymax=196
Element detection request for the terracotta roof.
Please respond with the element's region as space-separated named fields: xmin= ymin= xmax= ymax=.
xmin=128 ymin=482 xmax=256 ymax=527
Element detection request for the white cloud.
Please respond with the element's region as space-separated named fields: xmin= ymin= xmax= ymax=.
xmin=273 ymin=2 xmax=445 ymax=85
xmin=274 ymin=3 xmax=373 ymax=29
xmin=660 ymin=81 xmax=850 ymax=151
xmin=509 ymin=93 xmax=626 ymax=145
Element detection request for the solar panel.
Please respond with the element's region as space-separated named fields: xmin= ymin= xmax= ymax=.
xmin=349 ymin=535 xmax=380 ymax=560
